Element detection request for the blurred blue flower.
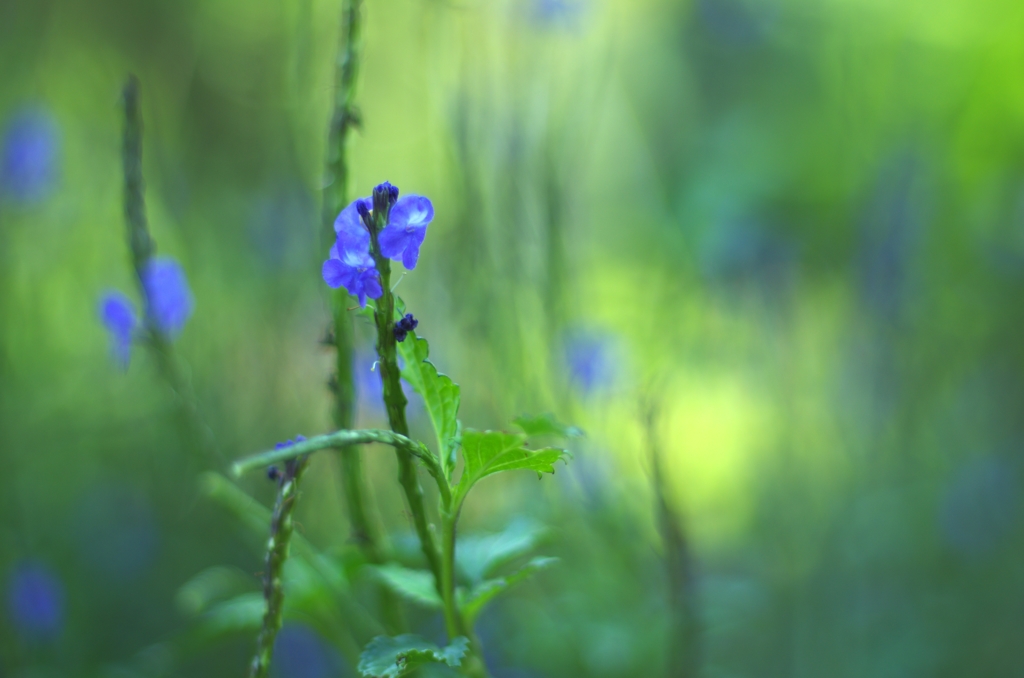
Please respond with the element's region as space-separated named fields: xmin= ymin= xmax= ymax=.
xmin=564 ymin=331 xmax=617 ymax=394
xmin=7 ymin=561 xmax=64 ymax=640
xmin=532 ymin=0 xmax=585 ymax=28
xmin=379 ymin=195 xmax=434 ymax=270
xmin=98 ymin=257 xmax=193 ymax=365
xmin=141 ymin=257 xmax=194 ymax=337
xmin=1 ymin=107 xmax=59 ymax=203
xmin=99 ymin=291 xmax=138 ymax=368
xmin=333 ymin=196 xmax=372 ymax=256
xmin=939 ymin=457 xmax=1018 ymax=559
xmin=272 ymin=623 xmax=341 ymax=678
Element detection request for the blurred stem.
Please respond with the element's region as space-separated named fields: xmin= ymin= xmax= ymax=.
xmin=122 ymin=75 xmax=218 ymax=465
xmin=247 ymin=457 xmax=310 ymax=678
xmin=366 ymin=195 xmax=445 ymax=592
xmin=644 ymin=399 xmax=701 ymax=678
xmin=321 ymin=0 xmax=405 ymax=632
xmin=440 ymin=507 xmax=489 ymax=678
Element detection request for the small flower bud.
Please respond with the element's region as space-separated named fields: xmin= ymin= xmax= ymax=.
xmin=356 ymin=200 xmax=370 ymax=221
xmin=267 ymin=466 xmax=281 ymax=481
xmin=372 ymin=181 xmax=397 ymax=215
xmin=394 ymin=328 xmax=408 ymax=342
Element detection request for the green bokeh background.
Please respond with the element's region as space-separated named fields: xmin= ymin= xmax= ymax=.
xmin=3 ymin=0 xmax=1024 ymax=675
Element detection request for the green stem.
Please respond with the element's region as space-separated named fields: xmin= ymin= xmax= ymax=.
xmin=365 ymin=195 xmax=445 ymax=591
xmin=122 ymin=76 xmax=218 ymax=465
xmin=232 ymin=428 xmax=446 ymax=500
xmin=247 ymin=457 xmax=310 ymax=678
xmin=440 ymin=509 xmax=462 ymax=640
xmin=321 ymin=0 xmax=405 ymax=632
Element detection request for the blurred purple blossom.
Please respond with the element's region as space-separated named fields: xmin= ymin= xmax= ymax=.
xmin=98 ymin=257 xmax=193 ymax=366
xmin=141 ymin=257 xmax=194 ymax=337
xmin=1 ymin=107 xmax=59 ymax=203
xmin=99 ymin=291 xmax=138 ymax=368
xmin=532 ymin=0 xmax=585 ymax=28
xmin=7 ymin=561 xmax=64 ymax=640
xmin=564 ymin=331 xmax=618 ymax=394
xmin=379 ymin=195 xmax=434 ymax=270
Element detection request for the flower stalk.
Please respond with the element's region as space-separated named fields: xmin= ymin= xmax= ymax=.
xmin=247 ymin=455 xmax=311 ymax=678
xmin=121 ymin=75 xmax=215 ymax=464
xmin=364 ymin=187 xmax=445 ymax=589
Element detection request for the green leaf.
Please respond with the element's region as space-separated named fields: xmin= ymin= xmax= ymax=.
xmin=456 ymin=430 xmax=567 ymax=503
xmin=512 ymin=412 xmax=584 ymax=440
xmin=358 ymin=635 xmax=469 ymax=678
xmin=456 ymin=517 xmax=548 ymax=583
xmin=175 ymin=566 xmax=256 ymax=617
xmin=396 ymin=328 xmax=460 ymax=478
xmin=372 ymin=564 xmax=442 ymax=609
xmin=190 ymin=592 xmax=264 ymax=639
xmin=460 ymin=557 xmax=558 ymax=626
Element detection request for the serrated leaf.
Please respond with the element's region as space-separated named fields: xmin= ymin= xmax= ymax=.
xmin=358 ymin=635 xmax=469 ymax=678
xmin=512 ymin=413 xmax=584 ymax=440
xmin=456 ymin=430 xmax=567 ymax=502
xmin=456 ymin=517 xmax=548 ymax=583
xmin=373 ymin=564 xmax=442 ymax=609
xmin=396 ymin=327 xmax=460 ymax=478
xmin=460 ymin=557 xmax=558 ymax=626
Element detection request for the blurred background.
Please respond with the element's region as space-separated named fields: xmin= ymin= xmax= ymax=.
xmin=3 ymin=0 xmax=1024 ymax=676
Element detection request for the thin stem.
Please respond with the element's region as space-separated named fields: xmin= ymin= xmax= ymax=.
xmin=439 ymin=510 xmax=462 ymax=640
xmin=366 ymin=197 xmax=445 ymax=591
xmin=644 ymin=400 xmax=701 ymax=678
xmin=122 ymin=76 xmax=219 ymax=465
xmin=247 ymin=457 xmax=310 ymax=678
xmin=321 ymin=0 xmax=403 ymax=631
xmin=232 ymin=428 xmax=448 ymax=504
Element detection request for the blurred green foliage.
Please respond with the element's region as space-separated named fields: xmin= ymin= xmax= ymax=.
xmin=3 ymin=0 xmax=1024 ymax=676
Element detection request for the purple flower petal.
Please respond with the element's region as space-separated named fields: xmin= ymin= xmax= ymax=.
xmin=390 ymin=195 xmax=434 ymax=229
xmin=322 ymin=249 xmax=381 ymax=307
xmin=99 ymin=291 xmax=137 ymax=367
xmin=7 ymin=561 xmax=63 ymax=640
xmin=402 ymin=239 xmax=422 ymax=271
xmin=1 ymin=107 xmax=59 ymax=204
xmin=141 ymin=257 xmax=194 ymax=337
xmin=334 ymin=197 xmax=371 ymax=252
xmin=379 ymin=195 xmax=433 ymax=269
xmin=323 ymin=258 xmax=348 ymax=288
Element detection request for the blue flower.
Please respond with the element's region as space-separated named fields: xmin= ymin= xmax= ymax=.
xmin=1 ymin=107 xmax=59 ymax=203
xmin=98 ymin=256 xmax=193 ymax=366
xmin=321 ymin=185 xmax=434 ymax=295
xmin=564 ymin=331 xmax=617 ymax=394
xmin=7 ymin=561 xmax=63 ymax=640
xmin=379 ymin=195 xmax=434 ymax=270
xmin=333 ymin=195 xmax=372 ymax=256
xmin=100 ymin=291 xmax=138 ymax=367
xmin=323 ymin=247 xmax=383 ymax=307
xmin=141 ymin=257 xmax=194 ymax=337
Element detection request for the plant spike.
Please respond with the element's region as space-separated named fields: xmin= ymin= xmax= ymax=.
xmin=320 ymin=0 xmax=404 ymax=633
xmin=120 ymin=75 xmax=217 ymax=466
xmin=247 ymin=452 xmax=310 ymax=678
xmin=365 ymin=183 xmax=445 ymax=594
